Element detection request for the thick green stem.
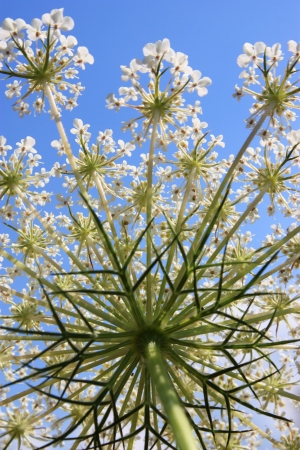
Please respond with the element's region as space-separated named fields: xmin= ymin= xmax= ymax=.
xmin=145 ymin=342 xmax=198 ymax=450
xmin=146 ymin=111 xmax=160 ymax=321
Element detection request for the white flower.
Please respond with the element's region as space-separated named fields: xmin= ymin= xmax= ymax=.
xmin=246 ymin=146 xmax=262 ymax=164
xmin=57 ymin=35 xmax=78 ymax=56
xmin=106 ymin=93 xmax=125 ymax=111
xmin=191 ymin=118 xmax=208 ymax=141
xmin=155 ymin=166 xmax=173 ymax=181
xmin=37 ymin=168 xmax=51 ymax=185
xmin=51 ymin=139 xmax=65 ymax=156
xmin=42 ymin=8 xmax=74 ymax=33
xmin=97 ymin=129 xmax=113 ymax=144
xmin=237 ymin=42 xmax=266 ymax=68
xmin=187 ymin=101 xmax=202 ymax=117
xmin=5 ymin=80 xmax=22 ymax=98
xmin=287 ymin=40 xmax=300 ymax=61
xmin=74 ymin=46 xmax=94 ymax=69
xmin=16 ymin=136 xmax=36 ymax=155
xmin=12 ymin=101 xmax=30 ymax=118
xmin=143 ymin=38 xmax=171 ymax=59
xmin=117 ymin=140 xmax=135 ymax=157
xmin=0 ymin=205 xmax=17 ymax=221
xmin=232 ymin=84 xmax=243 ymax=101
xmin=171 ymin=184 xmax=182 ymax=201
xmin=32 ymin=98 xmax=44 ymax=114
xmin=188 ymin=70 xmax=212 ymax=96
xmin=120 ymin=59 xmax=142 ymax=82
xmin=27 ymin=153 xmax=41 ymax=168
xmin=167 ymin=50 xmax=192 ymax=75
xmin=70 ymin=118 xmax=91 ymax=140
xmin=0 ymin=136 xmax=12 ymax=156
xmin=208 ymin=135 xmax=225 ymax=148
xmin=51 ymin=162 xmax=66 ymax=178
xmin=119 ymin=86 xmax=138 ymax=102
xmin=266 ymin=43 xmax=284 ymax=65
xmin=287 ymin=129 xmax=300 ymax=148
xmin=55 ymin=194 xmax=73 ymax=209
xmin=0 ymin=18 xmax=27 ymax=41
xmin=0 ymin=41 xmax=18 ymax=62
xmin=239 ymin=67 xmax=260 ymax=86
xmin=26 ymin=18 xmax=46 ymax=41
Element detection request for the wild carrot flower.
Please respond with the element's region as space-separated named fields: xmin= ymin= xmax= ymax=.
xmin=0 ymin=14 xmax=299 ymax=450
xmin=0 ymin=8 xmax=93 ymax=115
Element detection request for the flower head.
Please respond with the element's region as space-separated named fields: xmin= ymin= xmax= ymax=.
xmin=235 ymin=41 xmax=300 ymax=132
xmin=0 ymin=8 xmax=93 ymax=116
xmin=107 ymin=39 xmax=211 ymax=142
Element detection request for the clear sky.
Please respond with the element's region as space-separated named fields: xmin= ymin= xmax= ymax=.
xmin=0 ymin=1 xmax=300 ymax=448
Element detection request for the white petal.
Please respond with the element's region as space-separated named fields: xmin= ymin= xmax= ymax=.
xmin=254 ymin=41 xmax=266 ymax=55
xmin=243 ymin=43 xmax=254 ymax=57
xmin=60 ymin=16 xmax=74 ymax=31
xmin=51 ymin=9 xmax=64 ymax=24
xmin=143 ymin=43 xmax=156 ymax=57
xmin=287 ymin=40 xmax=297 ymax=53
xmin=191 ymin=70 xmax=201 ymax=82
xmin=1 ymin=18 xmax=16 ymax=31
xmin=237 ymin=54 xmax=251 ymax=68
xmin=25 ymin=136 xmax=35 ymax=147
xmin=66 ymin=35 xmax=77 ymax=47
xmin=30 ymin=18 xmax=42 ymax=29
xmin=41 ymin=13 xmax=51 ymax=25
xmin=197 ymin=87 xmax=208 ymax=97
xmin=198 ymin=77 xmax=212 ymax=87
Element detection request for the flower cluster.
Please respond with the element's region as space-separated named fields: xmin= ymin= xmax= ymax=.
xmin=0 ymin=135 xmax=52 ymax=222
xmin=0 ymin=8 xmax=94 ymax=116
xmin=107 ymin=38 xmax=212 ymax=146
xmin=234 ymin=41 xmax=300 ymax=132
xmin=0 ymin=11 xmax=299 ymax=450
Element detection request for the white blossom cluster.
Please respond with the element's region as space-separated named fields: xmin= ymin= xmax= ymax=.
xmin=234 ymin=41 xmax=300 ymax=132
xmin=0 ymin=8 xmax=94 ymax=116
xmin=106 ymin=38 xmax=212 ymax=147
xmin=0 ymin=11 xmax=299 ymax=450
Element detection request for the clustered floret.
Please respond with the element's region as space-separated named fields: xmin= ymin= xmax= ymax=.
xmin=0 ymin=8 xmax=94 ymax=116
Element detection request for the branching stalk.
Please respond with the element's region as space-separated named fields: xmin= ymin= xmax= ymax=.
xmin=146 ymin=110 xmax=160 ymax=321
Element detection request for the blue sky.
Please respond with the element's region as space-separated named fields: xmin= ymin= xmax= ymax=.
xmin=0 ymin=1 xmax=300 ymax=447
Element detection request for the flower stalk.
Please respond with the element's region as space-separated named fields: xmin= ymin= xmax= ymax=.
xmin=145 ymin=342 xmax=199 ymax=450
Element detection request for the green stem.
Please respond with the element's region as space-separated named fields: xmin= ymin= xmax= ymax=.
xmin=161 ymin=183 xmax=270 ymax=324
xmin=44 ymin=83 xmax=88 ymax=201
xmin=93 ymin=172 xmax=124 ymax=264
xmin=156 ymin=168 xmax=196 ymax=314
xmin=145 ymin=342 xmax=198 ymax=450
xmin=146 ymin=111 xmax=160 ymax=321
xmin=170 ymin=106 xmax=274 ymax=304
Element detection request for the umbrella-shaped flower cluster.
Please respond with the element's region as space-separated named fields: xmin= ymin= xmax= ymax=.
xmin=0 ymin=9 xmax=300 ymax=450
